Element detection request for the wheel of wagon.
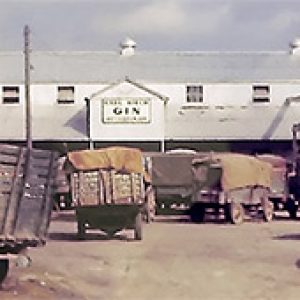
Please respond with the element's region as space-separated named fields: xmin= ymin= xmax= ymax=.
xmin=106 ymin=228 xmax=122 ymax=238
xmin=189 ymin=203 xmax=205 ymax=223
xmin=262 ymin=198 xmax=274 ymax=222
xmin=227 ymin=201 xmax=244 ymax=225
xmin=77 ymin=219 xmax=86 ymax=240
xmin=0 ymin=259 xmax=9 ymax=286
xmin=285 ymin=198 xmax=298 ymax=219
xmin=134 ymin=212 xmax=143 ymax=241
xmin=144 ymin=188 xmax=156 ymax=223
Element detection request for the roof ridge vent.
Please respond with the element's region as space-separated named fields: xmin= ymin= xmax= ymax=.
xmin=120 ymin=37 xmax=136 ymax=56
xmin=290 ymin=38 xmax=300 ymax=55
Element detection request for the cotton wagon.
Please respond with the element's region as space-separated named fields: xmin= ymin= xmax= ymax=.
xmin=66 ymin=147 xmax=151 ymax=240
xmin=190 ymin=153 xmax=274 ymax=224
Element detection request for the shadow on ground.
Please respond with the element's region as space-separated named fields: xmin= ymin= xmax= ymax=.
xmin=273 ymin=233 xmax=300 ymax=241
xmin=295 ymin=259 xmax=300 ymax=269
xmin=49 ymin=231 xmax=131 ymax=242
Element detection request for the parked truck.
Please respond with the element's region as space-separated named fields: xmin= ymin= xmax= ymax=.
xmin=286 ymin=122 xmax=300 ymax=218
xmin=190 ymin=153 xmax=274 ymax=224
xmin=256 ymin=154 xmax=298 ymax=218
xmin=143 ymin=150 xmax=200 ymax=215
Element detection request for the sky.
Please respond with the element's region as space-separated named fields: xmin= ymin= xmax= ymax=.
xmin=0 ymin=0 xmax=300 ymax=52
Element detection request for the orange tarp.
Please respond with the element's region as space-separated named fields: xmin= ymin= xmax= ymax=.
xmin=67 ymin=147 xmax=150 ymax=181
xmin=216 ymin=153 xmax=272 ymax=191
xmin=256 ymin=154 xmax=287 ymax=169
xmin=193 ymin=153 xmax=272 ymax=191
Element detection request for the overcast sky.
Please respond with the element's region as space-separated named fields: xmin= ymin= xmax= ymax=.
xmin=0 ymin=0 xmax=300 ymax=52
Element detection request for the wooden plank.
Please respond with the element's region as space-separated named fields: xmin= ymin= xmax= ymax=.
xmin=16 ymin=151 xmax=57 ymax=240
xmin=0 ymin=185 xmax=12 ymax=193
xmin=24 ymin=185 xmax=46 ymax=195
xmin=14 ymin=190 xmax=46 ymax=239
xmin=0 ymin=164 xmax=16 ymax=174
xmin=0 ymin=144 xmax=21 ymax=156
xmin=0 ymin=194 xmax=9 ymax=233
xmin=0 ymin=147 xmax=58 ymax=245
xmin=0 ymin=178 xmax=13 ymax=185
xmin=27 ymin=166 xmax=52 ymax=177
xmin=35 ymin=151 xmax=58 ymax=239
xmin=2 ymin=147 xmax=26 ymax=236
xmin=0 ymin=154 xmax=18 ymax=165
xmin=0 ymin=176 xmax=14 ymax=183
xmin=31 ymin=160 xmax=51 ymax=168
xmin=31 ymin=150 xmax=53 ymax=160
xmin=26 ymin=176 xmax=47 ymax=186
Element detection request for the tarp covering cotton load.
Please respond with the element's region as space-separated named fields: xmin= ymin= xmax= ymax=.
xmin=66 ymin=147 xmax=149 ymax=206
xmin=256 ymin=154 xmax=288 ymax=196
xmin=256 ymin=154 xmax=287 ymax=169
xmin=67 ymin=146 xmax=143 ymax=172
xmin=193 ymin=153 xmax=272 ymax=192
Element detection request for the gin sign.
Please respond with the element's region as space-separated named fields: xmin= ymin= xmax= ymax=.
xmin=102 ymin=98 xmax=151 ymax=123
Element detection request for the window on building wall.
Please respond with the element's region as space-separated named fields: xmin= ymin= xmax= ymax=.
xmin=186 ymin=85 xmax=203 ymax=103
xmin=252 ymin=85 xmax=270 ymax=103
xmin=57 ymin=86 xmax=75 ymax=104
xmin=2 ymin=86 xmax=20 ymax=104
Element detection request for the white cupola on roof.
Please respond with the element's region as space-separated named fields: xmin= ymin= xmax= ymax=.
xmin=120 ymin=37 xmax=136 ymax=56
xmin=290 ymin=38 xmax=300 ymax=55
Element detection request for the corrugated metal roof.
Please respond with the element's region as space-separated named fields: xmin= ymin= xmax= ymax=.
xmin=0 ymin=50 xmax=300 ymax=84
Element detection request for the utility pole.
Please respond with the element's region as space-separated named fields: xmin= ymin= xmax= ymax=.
xmin=24 ymin=25 xmax=32 ymax=150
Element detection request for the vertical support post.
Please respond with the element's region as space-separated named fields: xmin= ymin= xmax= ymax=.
xmin=89 ymin=140 xmax=94 ymax=150
xmin=160 ymin=140 xmax=165 ymax=153
xmin=292 ymin=124 xmax=299 ymax=173
xmin=85 ymin=97 xmax=94 ymax=150
xmin=23 ymin=25 xmax=33 ymax=206
xmin=160 ymin=98 xmax=168 ymax=153
xmin=24 ymin=25 xmax=32 ymax=151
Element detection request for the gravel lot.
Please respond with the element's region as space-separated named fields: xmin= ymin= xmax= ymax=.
xmin=1 ymin=210 xmax=300 ymax=300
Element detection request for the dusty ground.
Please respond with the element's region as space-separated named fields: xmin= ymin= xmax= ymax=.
xmin=1 ymin=210 xmax=300 ymax=300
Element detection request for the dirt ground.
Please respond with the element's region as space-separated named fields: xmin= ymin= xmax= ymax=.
xmin=1 ymin=210 xmax=300 ymax=300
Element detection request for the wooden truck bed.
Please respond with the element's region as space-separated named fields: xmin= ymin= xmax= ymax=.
xmin=0 ymin=144 xmax=57 ymax=249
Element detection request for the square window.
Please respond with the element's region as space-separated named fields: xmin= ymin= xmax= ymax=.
xmin=252 ymin=85 xmax=270 ymax=103
xmin=186 ymin=85 xmax=203 ymax=103
xmin=57 ymin=86 xmax=75 ymax=104
xmin=2 ymin=86 xmax=19 ymax=104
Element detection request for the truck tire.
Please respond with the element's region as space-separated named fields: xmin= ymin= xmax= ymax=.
xmin=227 ymin=201 xmax=244 ymax=225
xmin=144 ymin=187 xmax=156 ymax=223
xmin=262 ymin=198 xmax=274 ymax=222
xmin=134 ymin=212 xmax=142 ymax=241
xmin=77 ymin=219 xmax=86 ymax=240
xmin=0 ymin=259 xmax=9 ymax=286
xmin=285 ymin=198 xmax=298 ymax=219
xmin=190 ymin=203 xmax=205 ymax=223
xmin=106 ymin=228 xmax=121 ymax=238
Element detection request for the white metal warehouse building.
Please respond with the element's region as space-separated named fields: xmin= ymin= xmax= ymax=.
xmin=0 ymin=38 xmax=300 ymax=155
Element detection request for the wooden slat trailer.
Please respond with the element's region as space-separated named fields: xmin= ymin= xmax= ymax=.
xmin=66 ymin=147 xmax=148 ymax=241
xmin=0 ymin=144 xmax=57 ymax=285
